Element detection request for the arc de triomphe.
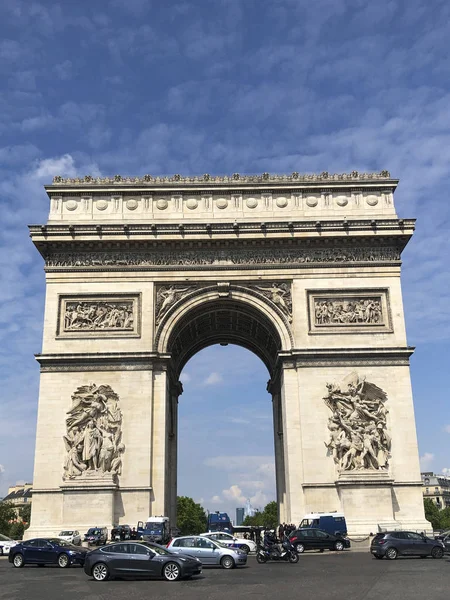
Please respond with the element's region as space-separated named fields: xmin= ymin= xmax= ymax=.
xmin=27 ymin=171 xmax=428 ymax=537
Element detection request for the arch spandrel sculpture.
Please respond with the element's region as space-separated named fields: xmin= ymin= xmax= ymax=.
xmin=26 ymin=171 xmax=429 ymax=538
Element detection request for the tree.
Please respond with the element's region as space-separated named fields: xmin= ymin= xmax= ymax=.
xmin=19 ymin=504 xmax=31 ymax=529
xmin=424 ymin=498 xmax=441 ymax=530
xmin=9 ymin=521 xmax=25 ymax=540
xmin=176 ymin=496 xmax=207 ymax=535
xmin=243 ymin=501 xmax=278 ymax=529
xmin=0 ymin=502 xmax=16 ymax=537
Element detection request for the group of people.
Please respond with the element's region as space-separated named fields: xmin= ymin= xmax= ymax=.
xmin=64 ymin=301 xmax=134 ymax=330
xmin=315 ymin=298 xmax=382 ymax=325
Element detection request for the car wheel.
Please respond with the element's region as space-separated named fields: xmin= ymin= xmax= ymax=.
xmin=386 ymin=547 xmax=398 ymax=560
xmin=431 ymin=546 xmax=444 ymax=559
xmin=13 ymin=554 xmax=24 ymax=568
xmin=58 ymin=553 xmax=70 ymax=568
xmin=163 ymin=562 xmax=181 ymax=581
xmin=92 ymin=562 xmax=110 ymax=582
xmin=295 ymin=543 xmax=305 ymax=554
xmin=240 ymin=545 xmax=250 ymax=554
xmin=220 ymin=555 xmax=235 ymax=569
xmin=334 ymin=541 xmax=345 ymax=551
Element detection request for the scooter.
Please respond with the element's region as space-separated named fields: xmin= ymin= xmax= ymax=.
xmin=256 ymin=536 xmax=299 ymax=564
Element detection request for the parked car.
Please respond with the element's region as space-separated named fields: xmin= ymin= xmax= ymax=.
xmin=9 ymin=538 xmax=88 ymax=568
xmin=84 ymin=527 xmax=108 ymax=546
xmin=168 ymin=535 xmax=248 ymax=568
xmin=58 ymin=530 xmax=81 ymax=546
xmin=289 ymin=528 xmax=351 ymax=553
xmin=0 ymin=534 xmax=18 ymax=556
xmin=200 ymin=532 xmax=257 ymax=553
xmin=111 ymin=525 xmax=131 ymax=541
xmin=84 ymin=541 xmax=202 ymax=582
xmin=435 ymin=532 xmax=450 ymax=553
xmin=370 ymin=531 xmax=445 ymax=560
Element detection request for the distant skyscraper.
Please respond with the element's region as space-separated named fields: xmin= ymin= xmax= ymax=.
xmin=244 ymin=498 xmax=254 ymax=517
xmin=236 ymin=507 xmax=245 ymax=526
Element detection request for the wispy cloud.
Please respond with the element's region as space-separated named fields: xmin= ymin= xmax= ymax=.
xmin=420 ymin=453 xmax=435 ymax=470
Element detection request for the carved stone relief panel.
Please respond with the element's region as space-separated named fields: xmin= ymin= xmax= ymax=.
xmin=57 ymin=294 xmax=141 ymax=338
xmin=63 ymin=383 xmax=125 ymax=481
xmin=46 ymin=245 xmax=401 ymax=269
xmin=324 ymin=372 xmax=390 ymax=472
xmin=307 ymin=289 xmax=392 ymax=334
xmin=155 ymin=284 xmax=201 ymax=325
xmin=247 ymin=282 xmax=292 ymax=322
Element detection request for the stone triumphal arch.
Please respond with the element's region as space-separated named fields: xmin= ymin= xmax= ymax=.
xmin=27 ymin=171 xmax=428 ymax=537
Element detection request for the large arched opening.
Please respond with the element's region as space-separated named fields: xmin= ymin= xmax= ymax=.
xmin=156 ymin=290 xmax=292 ymax=524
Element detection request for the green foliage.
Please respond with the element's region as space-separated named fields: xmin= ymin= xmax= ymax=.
xmin=9 ymin=521 xmax=25 ymax=540
xmin=176 ymin=496 xmax=207 ymax=535
xmin=19 ymin=504 xmax=31 ymax=528
xmin=0 ymin=502 xmax=16 ymax=536
xmin=243 ymin=501 xmax=278 ymax=529
xmin=424 ymin=498 xmax=443 ymax=530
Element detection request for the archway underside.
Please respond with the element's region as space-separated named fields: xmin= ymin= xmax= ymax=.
xmin=166 ymin=300 xmax=282 ymax=377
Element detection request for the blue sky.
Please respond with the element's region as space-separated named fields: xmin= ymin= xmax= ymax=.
xmin=0 ymin=0 xmax=450 ymax=517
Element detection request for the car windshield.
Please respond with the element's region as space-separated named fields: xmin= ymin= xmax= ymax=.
xmin=300 ymin=519 xmax=313 ymax=527
xmin=145 ymin=524 xmax=163 ymax=534
xmin=0 ymin=534 xmax=12 ymax=541
xmin=59 ymin=531 xmax=74 ymax=536
xmin=140 ymin=542 xmax=170 ymax=555
xmin=87 ymin=529 xmax=102 ymax=535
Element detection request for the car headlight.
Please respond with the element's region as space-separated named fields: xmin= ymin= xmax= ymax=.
xmin=178 ymin=557 xmax=187 ymax=562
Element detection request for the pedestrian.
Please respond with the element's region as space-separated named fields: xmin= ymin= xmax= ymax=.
xmin=278 ymin=522 xmax=284 ymax=541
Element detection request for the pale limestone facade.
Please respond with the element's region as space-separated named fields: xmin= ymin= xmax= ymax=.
xmin=27 ymin=171 xmax=428 ymax=537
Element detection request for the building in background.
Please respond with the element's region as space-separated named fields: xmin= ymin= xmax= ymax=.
xmin=421 ymin=472 xmax=450 ymax=509
xmin=1 ymin=484 xmax=33 ymax=518
xmin=236 ymin=507 xmax=245 ymax=526
xmin=244 ymin=499 xmax=255 ymax=518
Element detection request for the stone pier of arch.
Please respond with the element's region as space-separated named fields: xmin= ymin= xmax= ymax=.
xmin=26 ymin=171 xmax=429 ymax=538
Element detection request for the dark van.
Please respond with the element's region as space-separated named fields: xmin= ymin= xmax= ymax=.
xmin=299 ymin=513 xmax=347 ymax=536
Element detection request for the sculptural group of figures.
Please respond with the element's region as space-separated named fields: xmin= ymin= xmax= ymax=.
xmin=324 ymin=372 xmax=391 ymax=471
xmin=315 ymin=298 xmax=382 ymax=325
xmin=47 ymin=246 xmax=400 ymax=268
xmin=63 ymin=384 xmax=125 ymax=480
xmin=64 ymin=302 xmax=134 ymax=331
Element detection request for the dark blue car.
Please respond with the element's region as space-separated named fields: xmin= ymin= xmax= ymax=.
xmin=9 ymin=538 xmax=88 ymax=568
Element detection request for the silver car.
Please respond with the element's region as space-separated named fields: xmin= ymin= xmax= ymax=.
xmin=167 ymin=536 xmax=247 ymax=569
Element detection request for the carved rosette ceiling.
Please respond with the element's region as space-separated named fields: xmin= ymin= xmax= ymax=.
xmin=324 ymin=372 xmax=391 ymax=472
xmin=155 ymin=282 xmax=293 ymax=328
xmin=63 ymin=384 xmax=125 ymax=481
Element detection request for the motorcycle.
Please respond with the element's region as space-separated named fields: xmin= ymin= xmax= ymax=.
xmin=256 ymin=536 xmax=299 ymax=564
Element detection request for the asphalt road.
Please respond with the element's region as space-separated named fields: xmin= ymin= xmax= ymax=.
xmin=1 ymin=551 xmax=449 ymax=600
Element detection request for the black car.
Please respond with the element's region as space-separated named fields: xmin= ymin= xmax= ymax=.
xmin=9 ymin=538 xmax=88 ymax=568
xmin=370 ymin=531 xmax=445 ymax=560
xmin=84 ymin=541 xmax=202 ymax=582
xmin=288 ymin=528 xmax=351 ymax=553
xmin=435 ymin=531 xmax=450 ymax=553
xmin=84 ymin=527 xmax=108 ymax=546
xmin=111 ymin=525 xmax=132 ymax=541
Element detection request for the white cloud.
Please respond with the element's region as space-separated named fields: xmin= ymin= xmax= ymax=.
xmin=180 ymin=372 xmax=191 ymax=384
xmin=203 ymin=372 xmax=223 ymax=386
xmin=442 ymin=468 xmax=450 ymax=476
xmin=211 ymin=495 xmax=222 ymax=503
xmin=420 ymin=453 xmax=435 ymax=470
xmin=444 ymin=425 xmax=450 ymax=434
xmin=0 ymin=464 xmax=5 ymax=474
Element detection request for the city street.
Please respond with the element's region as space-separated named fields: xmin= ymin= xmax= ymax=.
xmin=1 ymin=551 xmax=449 ymax=600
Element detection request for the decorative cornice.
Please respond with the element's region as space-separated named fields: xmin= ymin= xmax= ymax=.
xmin=30 ymin=218 xmax=415 ymax=239
xmin=48 ymin=170 xmax=394 ymax=188
xmin=277 ymin=347 xmax=414 ymax=369
xmin=36 ymin=352 xmax=171 ymax=372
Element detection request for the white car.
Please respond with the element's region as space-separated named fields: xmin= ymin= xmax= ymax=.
xmin=0 ymin=534 xmax=18 ymax=556
xmin=58 ymin=530 xmax=81 ymax=545
xmin=200 ymin=532 xmax=257 ymax=553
